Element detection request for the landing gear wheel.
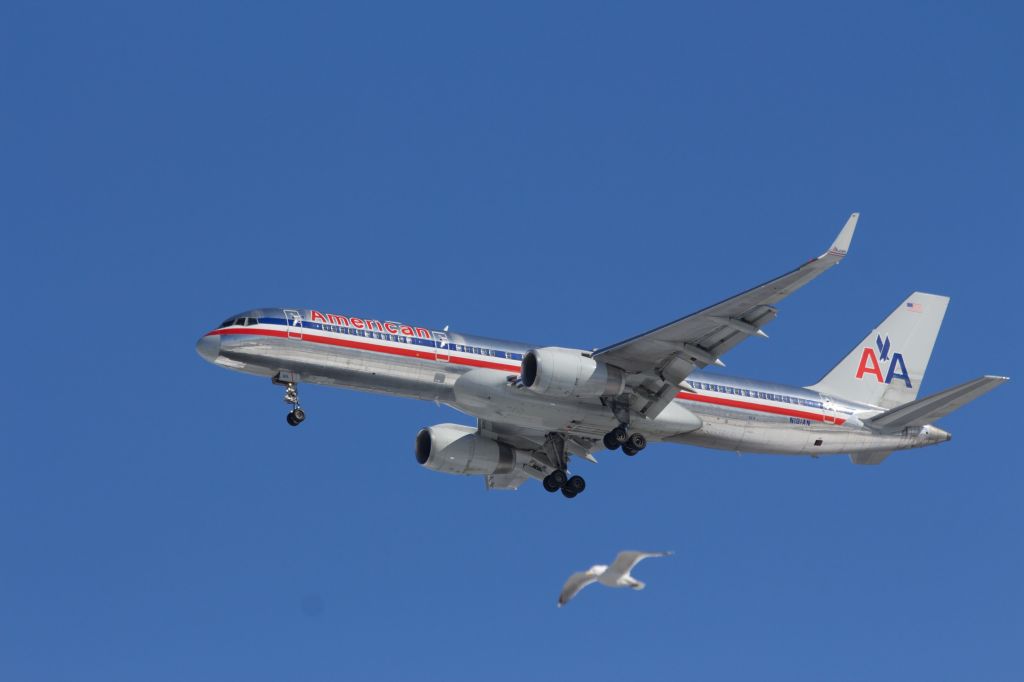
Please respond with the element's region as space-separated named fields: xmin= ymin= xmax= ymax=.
xmin=275 ymin=377 xmax=305 ymax=428
xmin=547 ymin=469 xmax=567 ymax=489
xmin=622 ymin=441 xmax=638 ymax=456
xmin=542 ymin=474 xmax=562 ymax=493
xmin=565 ymin=475 xmax=586 ymax=495
xmin=561 ymin=488 xmax=578 ymax=499
xmin=603 ymin=432 xmax=621 ymax=450
xmin=627 ymin=432 xmax=646 ymax=451
xmin=611 ymin=426 xmax=628 ymax=444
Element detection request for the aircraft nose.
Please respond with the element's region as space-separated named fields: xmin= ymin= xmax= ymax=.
xmin=196 ymin=334 xmax=220 ymax=363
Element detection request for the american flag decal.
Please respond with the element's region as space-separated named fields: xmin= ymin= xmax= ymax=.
xmin=906 ymin=301 xmax=924 ymax=313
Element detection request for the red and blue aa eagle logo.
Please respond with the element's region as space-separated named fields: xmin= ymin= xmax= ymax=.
xmin=855 ymin=335 xmax=912 ymax=387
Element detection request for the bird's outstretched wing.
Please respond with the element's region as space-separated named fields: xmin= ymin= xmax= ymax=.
xmin=605 ymin=551 xmax=673 ymax=581
xmin=558 ymin=571 xmax=598 ymax=607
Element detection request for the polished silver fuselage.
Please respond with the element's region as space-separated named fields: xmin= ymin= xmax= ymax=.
xmin=197 ymin=308 xmax=948 ymax=457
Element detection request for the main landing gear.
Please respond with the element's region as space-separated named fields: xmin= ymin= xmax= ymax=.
xmin=540 ymin=432 xmax=586 ymax=499
xmin=542 ymin=469 xmax=587 ymax=499
xmin=602 ymin=426 xmax=647 ymax=456
xmin=274 ymin=375 xmax=306 ymax=426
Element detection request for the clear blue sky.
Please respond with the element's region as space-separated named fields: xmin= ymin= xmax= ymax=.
xmin=2 ymin=2 xmax=1021 ymax=680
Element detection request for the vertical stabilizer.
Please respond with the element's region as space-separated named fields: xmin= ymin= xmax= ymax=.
xmin=808 ymin=292 xmax=949 ymax=408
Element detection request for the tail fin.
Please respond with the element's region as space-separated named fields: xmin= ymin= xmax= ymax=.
xmin=808 ymin=292 xmax=949 ymax=408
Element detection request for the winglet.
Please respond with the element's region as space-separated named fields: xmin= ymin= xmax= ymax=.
xmin=825 ymin=212 xmax=858 ymax=258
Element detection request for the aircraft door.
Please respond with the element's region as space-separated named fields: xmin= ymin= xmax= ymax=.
xmin=284 ymin=309 xmax=303 ymax=339
xmin=434 ymin=331 xmax=450 ymax=362
xmin=822 ymin=395 xmax=838 ymax=424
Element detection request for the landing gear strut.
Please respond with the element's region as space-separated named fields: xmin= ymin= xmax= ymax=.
xmin=604 ymin=426 xmax=646 ymax=456
xmin=540 ymin=433 xmax=586 ymax=499
xmin=274 ymin=375 xmax=306 ymax=426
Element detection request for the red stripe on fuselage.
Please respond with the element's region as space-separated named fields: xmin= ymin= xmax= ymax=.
xmin=675 ymin=391 xmax=845 ymax=425
xmin=207 ymin=327 xmax=521 ymax=373
xmin=208 ymin=327 xmax=844 ymax=424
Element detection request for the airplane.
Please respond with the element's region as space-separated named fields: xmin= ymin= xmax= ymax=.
xmin=195 ymin=214 xmax=1007 ymax=499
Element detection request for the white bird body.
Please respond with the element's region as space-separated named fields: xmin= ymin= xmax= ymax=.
xmin=557 ymin=551 xmax=671 ymax=607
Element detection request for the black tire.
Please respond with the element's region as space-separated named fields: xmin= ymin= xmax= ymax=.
xmin=542 ymin=474 xmax=561 ymax=493
xmin=611 ymin=426 xmax=628 ymax=444
xmin=622 ymin=442 xmax=638 ymax=456
xmin=549 ymin=469 xmax=568 ymax=489
xmin=628 ymin=432 xmax=646 ymax=451
xmin=286 ymin=412 xmax=299 ymax=426
xmin=566 ymin=475 xmax=586 ymax=494
xmin=602 ymin=432 xmax=621 ymax=450
xmin=561 ymin=488 xmax=578 ymax=499
xmin=292 ymin=408 xmax=306 ymax=423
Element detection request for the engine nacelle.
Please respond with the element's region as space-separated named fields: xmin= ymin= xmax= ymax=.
xmin=415 ymin=423 xmax=524 ymax=476
xmin=520 ymin=347 xmax=625 ymax=398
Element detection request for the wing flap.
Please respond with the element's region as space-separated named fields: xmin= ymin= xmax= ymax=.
xmin=849 ymin=450 xmax=894 ymax=465
xmin=484 ymin=472 xmax=530 ymax=490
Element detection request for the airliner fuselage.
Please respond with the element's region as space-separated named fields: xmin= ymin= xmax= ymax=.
xmin=196 ymin=308 xmax=947 ymax=456
xmin=195 ymin=215 xmax=1005 ymax=498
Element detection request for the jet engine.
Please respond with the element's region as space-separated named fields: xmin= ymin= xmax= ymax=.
xmin=520 ymin=347 xmax=625 ymax=398
xmin=415 ymin=423 xmax=526 ymax=476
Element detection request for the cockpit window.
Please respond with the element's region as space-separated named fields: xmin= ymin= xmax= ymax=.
xmin=219 ymin=318 xmax=235 ymax=328
xmin=245 ymin=317 xmax=257 ymax=326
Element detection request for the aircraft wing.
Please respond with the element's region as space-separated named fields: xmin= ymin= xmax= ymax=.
xmin=477 ymin=419 xmax=599 ymax=490
xmin=593 ymin=213 xmax=858 ymax=419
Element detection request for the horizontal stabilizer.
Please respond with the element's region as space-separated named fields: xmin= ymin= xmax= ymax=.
xmin=865 ymin=375 xmax=1008 ymax=433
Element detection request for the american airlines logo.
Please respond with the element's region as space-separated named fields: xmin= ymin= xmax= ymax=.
xmin=309 ymin=310 xmax=432 ymax=339
xmin=855 ymin=334 xmax=912 ymax=387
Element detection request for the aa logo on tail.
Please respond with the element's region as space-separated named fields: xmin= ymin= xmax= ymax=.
xmin=855 ymin=335 xmax=912 ymax=387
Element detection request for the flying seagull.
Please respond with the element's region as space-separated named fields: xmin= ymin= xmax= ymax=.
xmin=557 ymin=550 xmax=673 ymax=607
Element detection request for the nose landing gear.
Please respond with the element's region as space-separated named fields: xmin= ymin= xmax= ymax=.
xmin=285 ymin=407 xmax=305 ymax=426
xmin=274 ymin=374 xmax=306 ymax=426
